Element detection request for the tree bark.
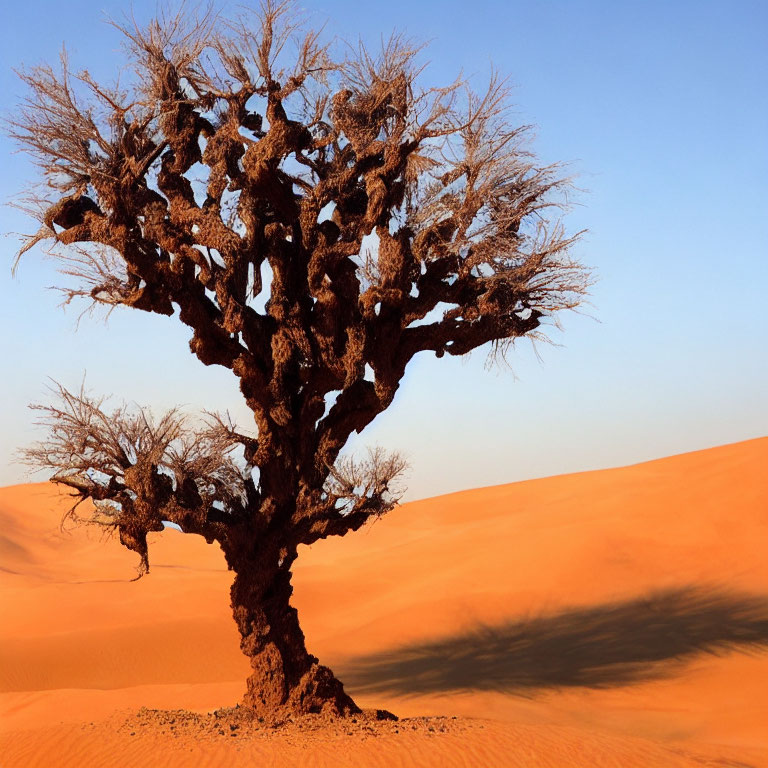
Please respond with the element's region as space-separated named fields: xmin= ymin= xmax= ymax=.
xmin=230 ymin=548 xmax=359 ymax=717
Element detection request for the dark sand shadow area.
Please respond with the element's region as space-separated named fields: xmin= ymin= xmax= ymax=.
xmin=341 ymin=587 xmax=768 ymax=696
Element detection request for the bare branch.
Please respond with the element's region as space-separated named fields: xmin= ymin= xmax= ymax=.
xmin=295 ymin=447 xmax=408 ymax=544
xmin=21 ymin=383 xmax=257 ymax=572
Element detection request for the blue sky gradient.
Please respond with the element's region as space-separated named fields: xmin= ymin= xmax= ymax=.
xmin=1 ymin=0 xmax=766 ymax=499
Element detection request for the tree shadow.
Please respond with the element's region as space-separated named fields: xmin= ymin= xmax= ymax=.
xmin=340 ymin=587 xmax=768 ymax=696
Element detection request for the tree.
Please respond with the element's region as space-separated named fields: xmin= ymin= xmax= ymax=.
xmin=10 ymin=1 xmax=589 ymax=717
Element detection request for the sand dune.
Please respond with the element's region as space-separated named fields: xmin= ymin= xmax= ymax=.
xmin=1 ymin=438 xmax=766 ymax=766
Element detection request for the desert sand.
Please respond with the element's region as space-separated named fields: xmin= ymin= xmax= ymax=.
xmin=1 ymin=437 xmax=766 ymax=767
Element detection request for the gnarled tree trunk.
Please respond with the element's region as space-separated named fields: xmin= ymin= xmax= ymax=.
xmin=229 ymin=547 xmax=359 ymax=717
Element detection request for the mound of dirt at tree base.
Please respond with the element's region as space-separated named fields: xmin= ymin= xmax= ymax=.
xmin=1 ymin=438 xmax=766 ymax=767
xmin=4 ymin=708 xmax=762 ymax=768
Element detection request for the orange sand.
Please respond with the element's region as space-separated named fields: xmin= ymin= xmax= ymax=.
xmin=1 ymin=438 xmax=766 ymax=766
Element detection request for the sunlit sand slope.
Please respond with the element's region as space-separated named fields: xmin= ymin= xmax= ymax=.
xmin=1 ymin=438 xmax=766 ymax=767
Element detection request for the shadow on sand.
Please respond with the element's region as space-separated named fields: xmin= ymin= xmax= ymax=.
xmin=341 ymin=587 xmax=768 ymax=696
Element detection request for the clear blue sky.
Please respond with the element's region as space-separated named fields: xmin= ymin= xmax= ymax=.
xmin=1 ymin=0 xmax=766 ymax=499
